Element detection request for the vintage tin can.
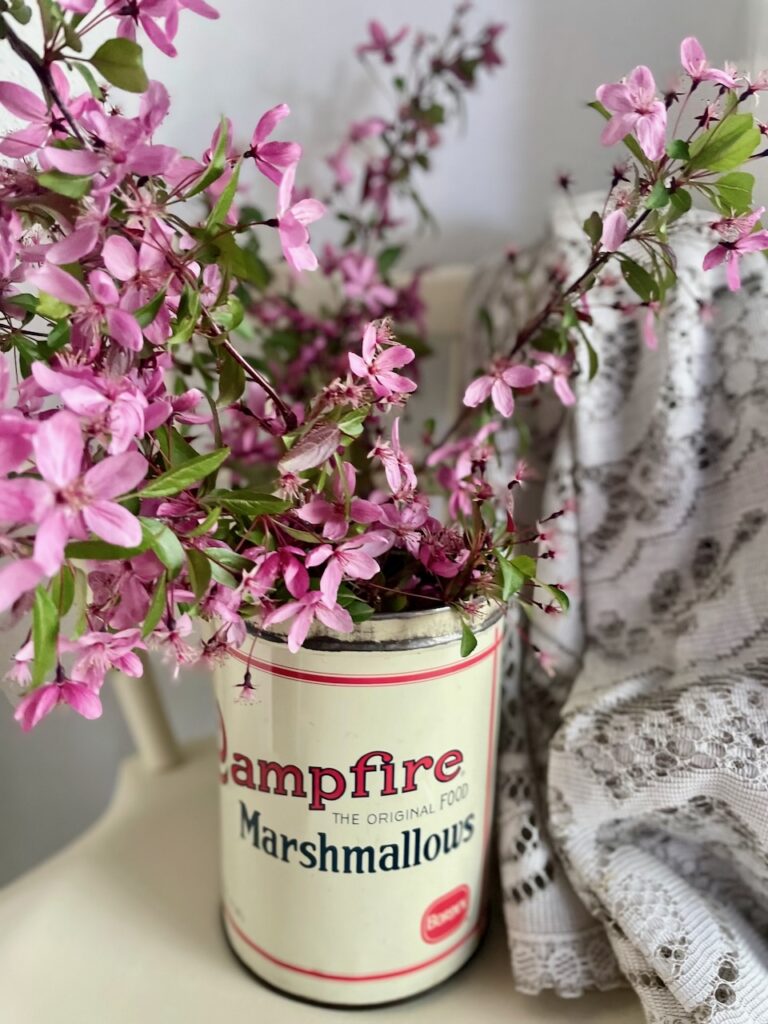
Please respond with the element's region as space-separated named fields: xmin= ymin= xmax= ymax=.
xmin=214 ymin=605 xmax=504 ymax=1006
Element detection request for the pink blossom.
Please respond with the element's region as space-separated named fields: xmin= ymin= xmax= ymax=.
xmin=200 ymin=585 xmax=246 ymax=647
xmin=532 ymin=350 xmax=576 ymax=406
xmin=112 ymin=0 xmax=219 ymax=57
xmin=339 ymin=253 xmax=397 ymax=312
xmin=349 ymin=117 xmax=388 ymax=142
xmin=680 ymin=37 xmax=737 ymax=89
xmin=356 ymin=21 xmax=408 ymax=63
xmin=31 ymin=362 xmax=149 ymax=455
xmin=326 ymin=142 xmax=354 ymax=188
xmin=463 ymin=359 xmax=539 ymax=417
xmin=27 ymin=265 xmax=144 ymax=355
xmin=305 ymin=530 xmax=392 ymax=607
xmin=247 ymin=104 xmax=302 ymax=186
xmin=263 ymin=591 xmax=354 ymax=653
xmin=276 ymin=164 xmax=325 ymax=273
xmin=42 ymin=110 xmax=178 ymax=188
xmin=369 ymin=418 xmax=417 ymax=496
xmin=702 ymin=206 xmax=768 ymax=291
xmin=596 ymin=65 xmax=667 ymax=161
xmin=14 ymin=678 xmax=102 ymax=732
xmin=349 ymin=322 xmax=415 ymax=400
xmin=297 ymin=463 xmax=381 ymax=541
xmin=243 ymin=545 xmax=309 ymax=600
xmin=375 ymin=499 xmax=429 ymax=556
xmin=0 ymin=66 xmax=77 ymax=159
xmin=601 ymin=209 xmax=629 ymax=251
xmin=68 ymin=629 xmax=145 ymax=688
xmin=0 ymin=410 xmax=146 ymax=576
xmin=151 ymin=613 xmax=198 ymax=671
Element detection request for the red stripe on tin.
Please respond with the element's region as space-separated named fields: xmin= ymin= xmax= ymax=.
xmin=224 ymin=906 xmax=484 ymax=983
xmin=225 ymin=630 xmax=503 ymax=686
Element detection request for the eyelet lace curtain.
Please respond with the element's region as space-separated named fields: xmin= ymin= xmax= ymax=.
xmin=473 ymin=195 xmax=768 ymax=1022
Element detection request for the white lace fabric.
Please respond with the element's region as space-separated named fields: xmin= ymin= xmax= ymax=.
xmin=479 ymin=197 xmax=768 ymax=1021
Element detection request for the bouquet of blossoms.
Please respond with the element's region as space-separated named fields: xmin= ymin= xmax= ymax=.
xmin=0 ymin=0 xmax=766 ymax=732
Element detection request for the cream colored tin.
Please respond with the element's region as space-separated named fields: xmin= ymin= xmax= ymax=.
xmin=214 ymin=606 xmax=504 ymax=1006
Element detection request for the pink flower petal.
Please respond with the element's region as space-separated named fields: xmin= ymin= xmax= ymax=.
xmin=28 ymin=265 xmax=88 ymax=307
xmin=0 ymin=558 xmax=44 ymax=614
xmin=83 ymin=500 xmax=142 ymax=548
xmin=491 ymin=378 xmax=514 ymax=417
xmin=60 ymin=681 xmax=102 ymax=720
xmin=102 ymin=235 xmax=138 ymax=280
xmin=463 ymin=375 xmax=494 ymax=407
xmin=33 ymin=410 xmax=83 ymax=488
xmin=33 ymin=507 xmax=73 ymax=576
xmin=47 ymin=224 xmax=100 ymax=265
xmin=252 ymin=103 xmax=291 ymax=146
xmin=601 ymin=209 xmax=629 ymax=251
xmin=14 ymin=684 xmax=61 ymax=732
xmin=106 ymin=308 xmax=143 ymax=351
xmin=0 ymin=81 xmax=46 ymax=121
xmin=84 ymin=451 xmax=147 ymax=500
xmin=42 ymin=147 xmax=101 ymax=175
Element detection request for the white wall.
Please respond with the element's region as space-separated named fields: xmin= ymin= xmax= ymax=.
xmin=0 ymin=0 xmax=760 ymax=885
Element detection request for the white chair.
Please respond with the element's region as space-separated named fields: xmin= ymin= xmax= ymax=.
xmin=0 ymin=268 xmax=644 ymax=1023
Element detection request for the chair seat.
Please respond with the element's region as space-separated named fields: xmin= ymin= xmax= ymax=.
xmin=0 ymin=740 xmax=644 ymax=1023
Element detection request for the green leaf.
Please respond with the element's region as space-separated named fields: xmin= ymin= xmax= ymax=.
xmin=139 ymin=447 xmax=229 ymax=498
xmin=583 ymin=332 xmax=599 ymax=381
xmin=377 ymin=246 xmax=403 ymax=276
xmin=91 ymin=38 xmax=149 ymax=93
xmin=497 ymin=552 xmax=525 ymax=600
xmin=65 ymin=536 xmax=149 ymax=560
xmin=73 ymin=61 xmax=102 ymax=98
xmin=37 ymin=292 xmax=71 ymax=319
xmin=336 ymin=589 xmax=375 ymax=623
xmin=9 ymin=2 xmax=32 ymax=25
xmin=337 ymin=407 xmax=369 ymax=438
xmin=50 ymin=566 xmax=75 ymax=617
xmin=142 ymin=574 xmax=167 ymax=637
xmin=646 ymin=181 xmax=670 ymax=209
xmin=188 ymin=506 xmax=221 ymax=538
xmin=186 ymin=548 xmax=212 ymax=601
xmin=31 ymin=587 xmax=59 ymax=688
xmin=202 ymin=548 xmax=254 ymax=572
xmin=215 ymin=234 xmax=271 ymax=289
xmin=185 ymin=116 xmax=230 ymax=197
xmin=211 ymin=294 xmax=244 ymax=332
xmin=666 ymin=139 xmax=690 ymax=161
xmin=668 ymin=188 xmax=692 ymax=221
xmin=511 ymin=555 xmax=537 ymax=578
xmin=217 ymin=347 xmax=246 ymax=407
xmin=37 ymin=169 xmax=91 ymax=199
xmin=140 ymin=518 xmax=186 ymax=578
xmin=157 ymin=425 xmax=198 ymax=466
xmin=460 ymin=620 xmax=478 ymax=658
xmin=715 ymin=171 xmax=755 ymax=215
xmin=582 ymin=210 xmax=603 ymax=245
xmin=206 ymin=159 xmax=241 ymax=230
xmin=688 ymin=113 xmax=760 ymax=172
xmin=621 ymin=257 xmax=659 ymax=303
xmin=134 ymin=287 xmax=167 ymax=328
xmin=204 ymin=490 xmax=290 ymax=517
xmin=541 ymin=582 xmax=570 ymax=612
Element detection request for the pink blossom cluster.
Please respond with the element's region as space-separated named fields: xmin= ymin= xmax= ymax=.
xmin=0 ymin=6 xmax=766 ymax=737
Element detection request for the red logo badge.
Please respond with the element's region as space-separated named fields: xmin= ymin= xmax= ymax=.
xmin=420 ymin=885 xmax=470 ymax=944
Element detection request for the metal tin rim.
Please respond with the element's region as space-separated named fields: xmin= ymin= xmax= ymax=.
xmin=246 ymin=603 xmax=504 ymax=652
